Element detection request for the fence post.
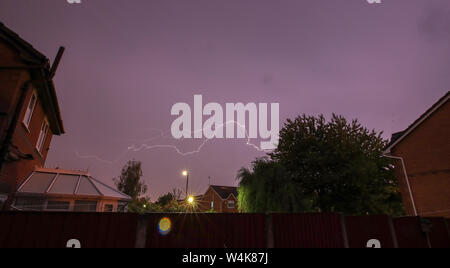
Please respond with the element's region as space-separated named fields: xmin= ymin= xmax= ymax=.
xmin=388 ymin=216 xmax=399 ymax=248
xmin=420 ymin=217 xmax=432 ymax=249
xmin=444 ymin=218 xmax=450 ymax=242
xmin=339 ymin=214 xmax=349 ymax=248
xmin=134 ymin=214 xmax=149 ymax=248
xmin=265 ymin=213 xmax=274 ymax=248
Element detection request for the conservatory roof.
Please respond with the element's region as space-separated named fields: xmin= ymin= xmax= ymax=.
xmin=17 ymin=168 xmax=131 ymax=201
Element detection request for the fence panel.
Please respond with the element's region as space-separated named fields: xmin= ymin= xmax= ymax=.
xmin=145 ymin=213 xmax=267 ymax=248
xmin=0 ymin=212 xmax=138 ymax=248
xmin=1 ymin=212 xmax=446 ymax=248
xmin=426 ymin=218 xmax=450 ymax=248
xmin=393 ymin=217 xmax=429 ymax=248
xmin=272 ymin=213 xmax=345 ymax=248
xmin=345 ymin=215 xmax=395 ymax=248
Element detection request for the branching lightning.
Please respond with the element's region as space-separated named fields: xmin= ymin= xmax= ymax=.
xmin=75 ymin=120 xmax=269 ymax=164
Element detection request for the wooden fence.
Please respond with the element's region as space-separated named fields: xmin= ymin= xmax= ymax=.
xmin=0 ymin=212 xmax=449 ymax=248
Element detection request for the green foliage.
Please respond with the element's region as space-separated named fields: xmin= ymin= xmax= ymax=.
xmin=237 ymin=158 xmax=313 ymax=213
xmin=114 ymin=160 xmax=149 ymax=213
xmin=156 ymin=188 xmax=182 ymax=207
xmin=127 ymin=197 xmax=151 ymax=213
xmin=238 ymin=114 xmax=404 ymax=216
xmin=205 ymin=208 xmax=216 ymax=213
xmin=114 ymin=160 xmax=147 ymax=200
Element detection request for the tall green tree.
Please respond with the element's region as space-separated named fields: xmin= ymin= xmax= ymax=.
xmin=114 ymin=160 xmax=148 ymax=212
xmin=237 ymin=158 xmax=313 ymax=213
xmin=238 ymin=114 xmax=404 ymax=216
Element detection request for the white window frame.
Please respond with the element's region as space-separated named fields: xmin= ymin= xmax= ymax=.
xmin=23 ymin=91 xmax=37 ymax=129
xmin=227 ymin=200 xmax=235 ymax=209
xmin=36 ymin=118 xmax=49 ymax=154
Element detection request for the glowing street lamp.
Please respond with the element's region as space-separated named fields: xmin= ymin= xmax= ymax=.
xmin=187 ymin=195 xmax=195 ymax=205
xmin=182 ymin=170 xmax=189 ymax=198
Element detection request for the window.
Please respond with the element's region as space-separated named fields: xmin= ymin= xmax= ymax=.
xmin=36 ymin=119 xmax=49 ymax=153
xmin=104 ymin=204 xmax=114 ymax=212
xmin=117 ymin=202 xmax=128 ymax=212
xmin=74 ymin=200 xmax=98 ymax=212
xmin=46 ymin=201 xmax=70 ymax=211
xmin=14 ymin=197 xmax=45 ymax=211
xmin=227 ymin=200 xmax=235 ymax=209
xmin=211 ymin=201 xmax=214 ymax=209
xmin=23 ymin=92 xmax=37 ymax=128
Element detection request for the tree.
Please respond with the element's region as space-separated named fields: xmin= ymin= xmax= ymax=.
xmin=237 ymin=158 xmax=313 ymax=213
xmin=156 ymin=188 xmax=182 ymax=207
xmin=114 ymin=160 xmax=148 ymax=212
xmin=238 ymin=114 xmax=404 ymax=216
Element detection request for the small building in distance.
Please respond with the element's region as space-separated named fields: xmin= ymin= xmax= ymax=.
xmin=385 ymin=91 xmax=450 ymax=218
xmin=197 ymin=185 xmax=238 ymax=213
xmin=13 ymin=167 xmax=132 ymax=212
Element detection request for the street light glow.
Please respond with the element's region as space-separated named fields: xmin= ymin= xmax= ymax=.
xmin=187 ymin=195 xmax=194 ymax=204
xmin=182 ymin=170 xmax=188 ymax=176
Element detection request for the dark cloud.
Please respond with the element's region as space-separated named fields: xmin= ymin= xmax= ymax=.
xmin=418 ymin=4 xmax=450 ymax=42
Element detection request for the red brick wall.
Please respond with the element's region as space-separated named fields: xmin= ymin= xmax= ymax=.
xmin=391 ymin=100 xmax=450 ymax=218
xmin=198 ymin=188 xmax=238 ymax=213
xmin=0 ymin=41 xmax=23 ymax=143
xmin=0 ymin=40 xmax=54 ymax=198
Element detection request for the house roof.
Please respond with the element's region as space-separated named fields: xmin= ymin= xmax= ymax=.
xmin=385 ymin=91 xmax=450 ymax=154
xmin=0 ymin=22 xmax=65 ymax=135
xmin=210 ymin=185 xmax=238 ymax=200
xmin=16 ymin=167 xmax=131 ymax=201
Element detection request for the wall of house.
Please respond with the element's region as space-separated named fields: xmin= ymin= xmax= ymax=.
xmin=197 ymin=188 xmax=216 ymax=212
xmin=391 ymin=100 xmax=450 ymax=218
xmin=14 ymin=195 xmax=120 ymax=212
xmin=0 ymin=40 xmax=54 ymax=202
xmin=0 ymin=41 xmax=24 ymax=147
xmin=221 ymin=195 xmax=238 ymax=213
xmin=198 ymin=188 xmax=238 ymax=213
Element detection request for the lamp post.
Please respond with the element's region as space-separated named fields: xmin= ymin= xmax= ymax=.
xmin=182 ymin=170 xmax=189 ymax=199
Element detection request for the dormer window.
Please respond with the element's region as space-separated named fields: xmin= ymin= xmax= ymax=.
xmin=23 ymin=91 xmax=37 ymax=129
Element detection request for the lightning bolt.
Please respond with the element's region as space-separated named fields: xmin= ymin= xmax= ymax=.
xmin=75 ymin=120 xmax=270 ymax=164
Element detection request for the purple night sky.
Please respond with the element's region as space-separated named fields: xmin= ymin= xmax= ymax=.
xmin=1 ymin=0 xmax=449 ymax=200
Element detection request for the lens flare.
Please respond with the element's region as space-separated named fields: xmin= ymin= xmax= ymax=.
xmin=158 ymin=217 xmax=172 ymax=236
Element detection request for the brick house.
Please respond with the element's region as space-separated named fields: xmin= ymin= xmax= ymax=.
xmin=0 ymin=23 xmax=132 ymax=212
xmin=384 ymin=91 xmax=450 ymax=218
xmin=197 ymin=185 xmax=239 ymax=213
xmin=0 ymin=22 xmax=65 ymax=210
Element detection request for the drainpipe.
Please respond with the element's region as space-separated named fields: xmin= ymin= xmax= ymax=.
xmin=0 ymin=79 xmax=34 ymax=172
xmin=0 ymin=47 xmax=64 ymax=173
xmin=383 ymin=155 xmax=418 ymax=216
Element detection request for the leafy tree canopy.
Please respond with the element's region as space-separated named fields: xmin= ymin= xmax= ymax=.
xmin=114 ymin=160 xmax=148 ymax=213
xmin=238 ymin=114 xmax=404 ymax=216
